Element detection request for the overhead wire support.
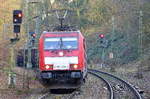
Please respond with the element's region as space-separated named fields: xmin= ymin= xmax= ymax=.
xmin=63 ymin=10 xmax=68 ymax=19
xmin=25 ymin=0 xmax=42 ymax=69
xmin=109 ymin=15 xmax=116 ymax=71
xmin=51 ymin=10 xmax=77 ymax=31
xmin=23 ymin=0 xmax=43 ymax=89
xmin=55 ymin=10 xmax=68 ymax=28
xmin=26 ymin=1 xmax=32 ymax=69
xmin=139 ymin=10 xmax=143 ymax=58
xmin=55 ymin=11 xmax=60 ymax=19
xmin=110 ymin=16 xmax=115 ymax=59
xmin=137 ymin=10 xmax=143 ymax=79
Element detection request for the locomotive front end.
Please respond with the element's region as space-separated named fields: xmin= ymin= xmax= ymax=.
xmin=38 ymin=31 xmax=87 ymax=89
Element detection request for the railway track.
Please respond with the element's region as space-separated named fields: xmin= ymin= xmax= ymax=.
xmin=37 ymin=89 xmax=81 ymax=99
xmin=61 ymin=90 xmax=81 ymax=99
xmin=88 ymin=69 xmax=142 ymax=99
xmin=38 ymin=92 xmax=50 ymax=99
xmin=27 ymin=69 xmax=142 ymax=99
xmin=88 ymin=71 xmax=114 ymax=99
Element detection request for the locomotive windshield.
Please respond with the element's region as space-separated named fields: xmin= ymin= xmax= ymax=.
xmin=44 ymin=37 xmax=78 ymax=50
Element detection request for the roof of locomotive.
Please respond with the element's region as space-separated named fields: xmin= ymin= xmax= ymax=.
xmin=39 ymin=30 xmax=85 ymax=43
xmin=42 ymin=30 xmax=81 ymax=34
xmin=40 ymin=30 xmax=84 ymax=39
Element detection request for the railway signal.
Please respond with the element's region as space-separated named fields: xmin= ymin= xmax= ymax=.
xmin=99 ymin=34 xmax=108 ymax=48
xmin=13 ymin=25 xmax=20 ymax=33
xmin=31 ymin=33 xmax=36 ymax=38
xmin=13 ymin=10 xmax=23 ymax=24
xmin=99 ymin=34 xmax=105 ymax=43
xmin=29 ymin=32 xmax=36 ymax=44
xmin=29 ymin=32 xmax=36 ymax=38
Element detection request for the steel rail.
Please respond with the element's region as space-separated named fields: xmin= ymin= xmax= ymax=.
xmin=88 ymin=69 xmax=142 ymax=99
xmin=88 ymin=71 xmax=114 ymax=99
xmin=64 ymin=90 xmax=81 ymax=99
xmin=38 ymin=92 xmax=50 ymax=99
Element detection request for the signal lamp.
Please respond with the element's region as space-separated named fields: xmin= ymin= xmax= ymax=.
xmin=18 ymin=13 xmax=22 ymax=17
xmin=29 ymin=32 xmax=36 ymax=38
xmin=99 ymin=34 xmax=104 ymax=38
xmin=14 ymin=19 xmax=17 ymax=22
xmin=31 ymin=33 xmax=36 ymax=38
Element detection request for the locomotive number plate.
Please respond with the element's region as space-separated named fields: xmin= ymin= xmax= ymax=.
xmin=53 ymin=64 xmax=69 ymax=70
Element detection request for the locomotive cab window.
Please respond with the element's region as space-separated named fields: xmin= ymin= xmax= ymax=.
xmin=44 ymin=37 xmax=78 ymax=50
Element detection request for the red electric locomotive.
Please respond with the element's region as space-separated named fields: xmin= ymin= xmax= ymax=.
xmin=38 ymin=30 xmax=87 ymax=89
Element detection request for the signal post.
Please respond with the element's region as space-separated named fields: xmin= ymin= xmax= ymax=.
xmin=8 ymin=10 xmax=23 ymax=88
xmin=99 ymin=34 xmax=108 ymax=68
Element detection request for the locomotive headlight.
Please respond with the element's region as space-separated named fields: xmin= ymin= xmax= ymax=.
xmin=59 ymin=51 xmax=64 ymax=56
xmin=45 ymin=65 xmax=50 ymax=69
xmin=45 ymin=64 xmax=53 ymax=69
xmin=73 ymin=64 xmax=78 ymax=69
xmin=70 ymin=64 xmax=78 ymax=69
